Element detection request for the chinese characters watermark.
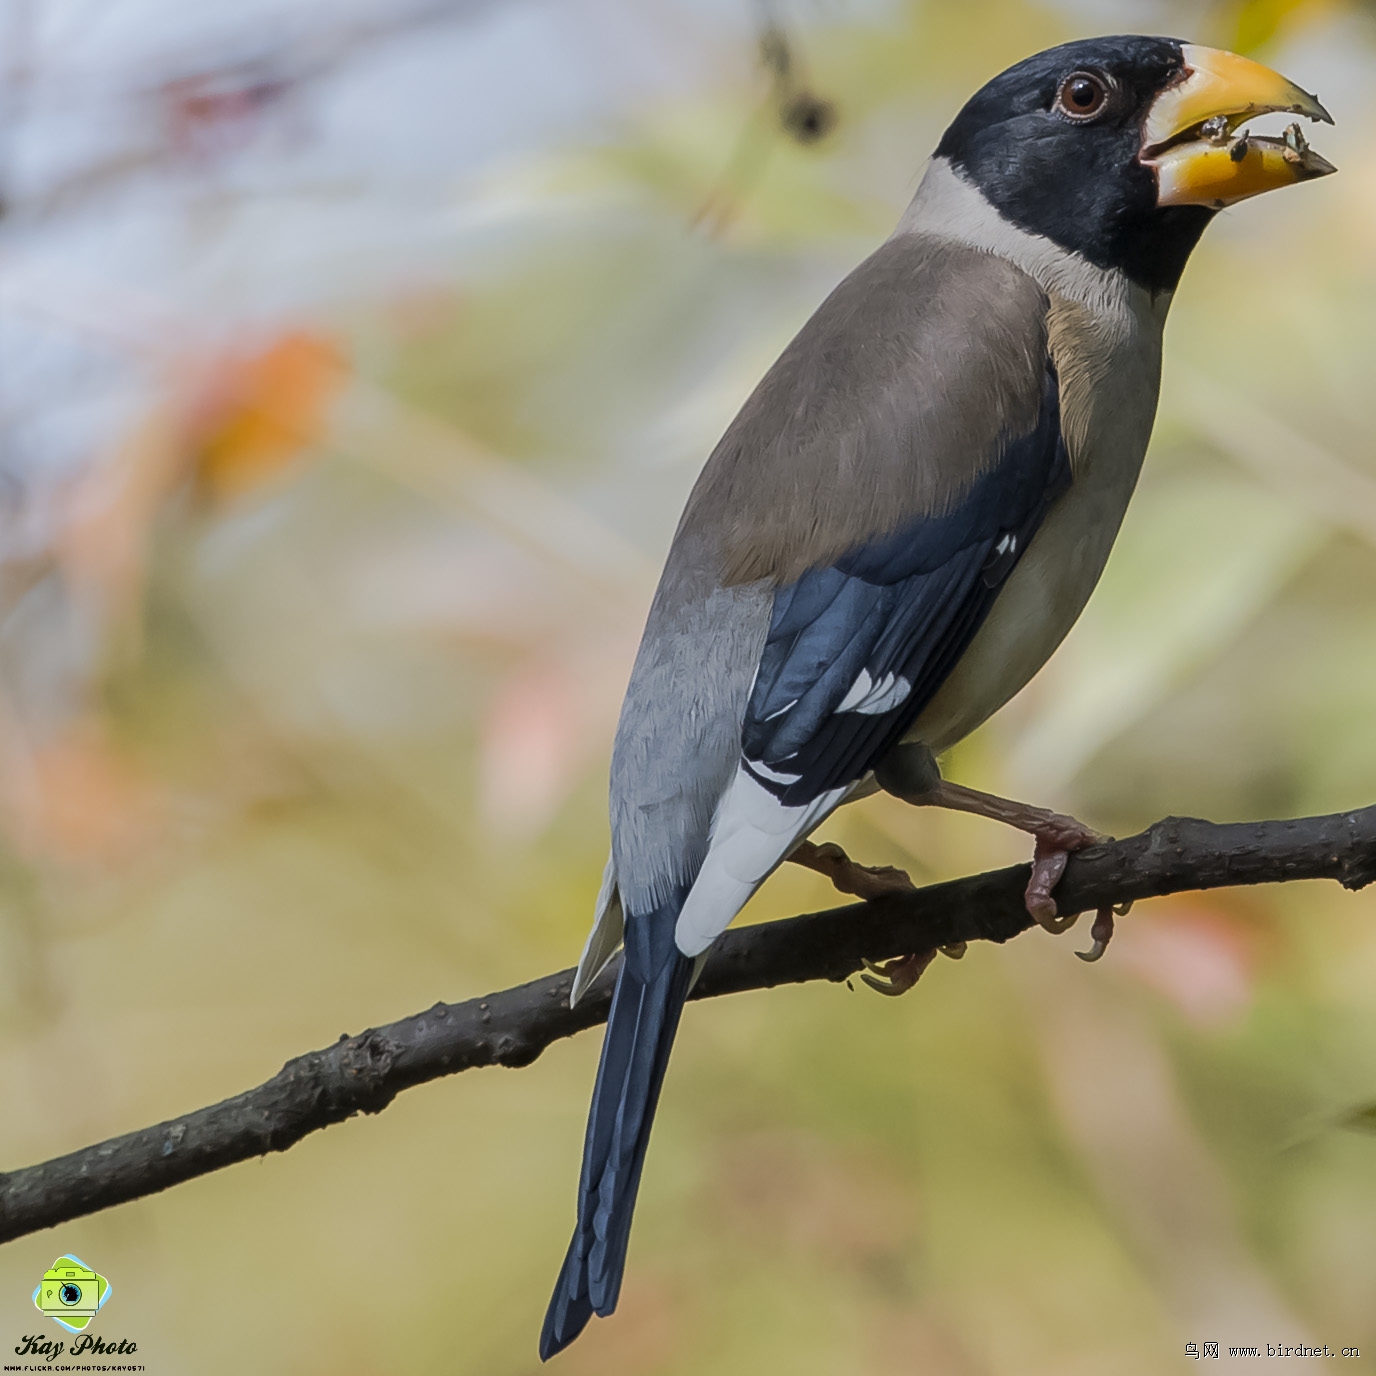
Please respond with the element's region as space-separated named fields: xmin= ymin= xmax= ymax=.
xmin=1186 ymin=1341 xmax=1362 ymax=1360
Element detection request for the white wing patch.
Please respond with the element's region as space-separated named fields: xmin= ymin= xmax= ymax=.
xmin=746 ymin=758 xmax=803 ymax=786
xmin=836 ymin=668 xmax=912 ymax=715
xmin=674 ymin=766 xmax=847 ymax=957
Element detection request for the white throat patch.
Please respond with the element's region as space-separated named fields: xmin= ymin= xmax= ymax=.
xmin=895 ymin=157 xmax=1170 ymax=321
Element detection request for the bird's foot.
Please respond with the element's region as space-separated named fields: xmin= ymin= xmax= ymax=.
xmin=861 ymin=950 xmax=936 ymax=996
xmin=1024 ymin=818 xmax=1122 ymax=959
xmin=787 ymin=838 xmax=917 ymax=900
xmin=1024 ymin=818 xmax=1103 ymax=930
xmin=1072 ymin=899 xmax=1134 ymax=963
xmin=870 ymin=770 xmax=1126 ymax=962
xmin=788 ymin=840 xmax=956 ymax=996
xmin=860 ymin=941 xmax=966 ymax=996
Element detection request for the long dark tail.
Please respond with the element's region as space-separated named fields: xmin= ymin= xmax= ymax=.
xmin=540 ymin=898 xmax=694 ymax=1360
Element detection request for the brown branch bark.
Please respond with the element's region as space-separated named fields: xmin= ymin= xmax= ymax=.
xmin=3 ymin=805 xmax=1376 ymax=1245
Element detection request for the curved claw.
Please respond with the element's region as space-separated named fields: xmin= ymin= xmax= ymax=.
xmin=860 ymin=955 xmax=910 ymax=996
xmin=1075 ymin=907 xmax=1117 ymax=963
xmin=860 ymin=950 xmax=936 ymax=995
xmin=861 ymin=970 xmax=909 ymax=996
xmin=1037 ymin=909 xmax=1080 ymax=936
xmin=1113 ymin=900 xmax=1134 ymax=917
xmin=939 ymin=942 xmax=967 ymax=960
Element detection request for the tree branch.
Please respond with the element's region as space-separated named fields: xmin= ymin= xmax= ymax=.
xmin=4 ymin=805 xmax=1376 ymax=1245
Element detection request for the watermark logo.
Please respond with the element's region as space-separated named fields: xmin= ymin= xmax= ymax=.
xmin=31 ymin=1256 xmax=111 ymax=1334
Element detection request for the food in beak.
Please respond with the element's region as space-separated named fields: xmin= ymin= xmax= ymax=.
xmin=1143 ymin=45 xmax=1335 ymax=208
xmin=1153 ymin=119 xmax=1336 ymax=208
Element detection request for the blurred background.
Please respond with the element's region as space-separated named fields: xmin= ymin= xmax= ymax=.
xmin=0 ymin=0 xmax=1373 ymax=1370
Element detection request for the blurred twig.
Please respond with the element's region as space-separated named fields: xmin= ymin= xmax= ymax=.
xmin=3 ymin=804 xmax=1376 ymax=1243
xmin=756 ymin=13 xmax=837 ymax=146
xmin=7 ymin=0 xmax=528 ymax=220
xmin=695 ymin=2 xmax=837 ymax=234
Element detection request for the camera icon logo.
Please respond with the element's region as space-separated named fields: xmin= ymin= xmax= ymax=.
xmin=32 ymin=1255 xmax=111 ymax=1333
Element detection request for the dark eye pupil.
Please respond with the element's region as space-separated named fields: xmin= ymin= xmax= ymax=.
xmin=1070 ymin=80 xmax=1097 ymax=108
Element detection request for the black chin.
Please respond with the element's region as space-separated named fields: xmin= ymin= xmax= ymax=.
xmin=990 ymin=150 xmax=1215 ymax=291
xmin=1111 ymin=202 xmax=1215 ymax=294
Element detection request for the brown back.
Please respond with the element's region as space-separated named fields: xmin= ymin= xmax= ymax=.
xmin=679 ymin=235 xmax=1051 ymax=587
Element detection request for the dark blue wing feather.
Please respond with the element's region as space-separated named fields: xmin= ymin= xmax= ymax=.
xmin=740 ymin=362 xmax=1070 ymax=805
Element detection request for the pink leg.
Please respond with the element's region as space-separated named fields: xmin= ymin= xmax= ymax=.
xmin=786 ymin=777 xmax=1122 ymax=989
xmin=920 ymin=781 xmax=1118 ymax=959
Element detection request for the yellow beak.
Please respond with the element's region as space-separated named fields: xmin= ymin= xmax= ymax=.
xmin=1143 ymin=44 xmax=1335 ymax=208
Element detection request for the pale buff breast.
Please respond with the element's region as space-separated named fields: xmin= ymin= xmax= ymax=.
xmin=904 ymin=284 xmax=1167 ymax=755
xmin=891 ymin=157 xmax=1172 ymax=756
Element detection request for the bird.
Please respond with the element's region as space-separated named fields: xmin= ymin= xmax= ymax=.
xmin=540 ymin=34 xmax=1334 ymax=1359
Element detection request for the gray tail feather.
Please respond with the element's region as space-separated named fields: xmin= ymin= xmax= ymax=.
xmin=540 ymin=898 xmax=694 ymax=1360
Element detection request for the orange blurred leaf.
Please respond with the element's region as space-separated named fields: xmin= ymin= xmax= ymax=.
xmin=194 ymin=331 xmax=347 ymax=502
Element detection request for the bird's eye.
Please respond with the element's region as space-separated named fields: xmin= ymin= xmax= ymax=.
xmin=1054 ymin=71 xmax=1109 ymax=122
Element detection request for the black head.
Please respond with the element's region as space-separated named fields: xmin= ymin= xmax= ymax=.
xmin=936 ymin=36 xmax=1334 ymax=292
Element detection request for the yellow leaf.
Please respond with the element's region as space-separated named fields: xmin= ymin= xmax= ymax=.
xmin=1223 ymin=0 xmax=1343 ymax=53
